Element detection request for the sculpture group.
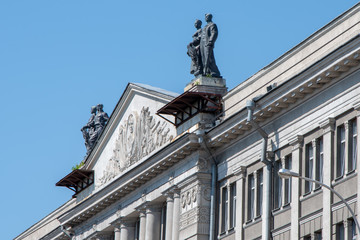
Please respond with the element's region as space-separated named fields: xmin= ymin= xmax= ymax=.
xmin=81 ymin=104 xmax=109 ymax=155
xmin=187 ymin=13 xmax=221 ymax=78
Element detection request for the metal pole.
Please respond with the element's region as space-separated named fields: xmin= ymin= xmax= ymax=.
xmin=279 ymin=169 xmax=360 ymax=238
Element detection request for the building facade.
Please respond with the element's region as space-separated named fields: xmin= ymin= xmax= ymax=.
xmin=16 ymin=4 xmax=360 ymax=240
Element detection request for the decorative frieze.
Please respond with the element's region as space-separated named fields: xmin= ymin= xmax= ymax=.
xmin=99 ymin=107 xmax=174 ymax=185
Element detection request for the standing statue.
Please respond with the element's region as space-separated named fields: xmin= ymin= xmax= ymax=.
xmin=187 ymin=19 xmax=203 ymax=76
xmin=200 ymin=13 xmax=221 ymax=78
xmin=81 ymin=106 xmax=97 ymax=154
xmin=88 ymin=104 xmax=109 ymax=149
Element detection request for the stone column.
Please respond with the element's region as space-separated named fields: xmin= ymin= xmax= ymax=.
xmin=234 ymin=166 xmax=246 ymax=240
xmin=354 ymin=102 xmax=360 ymax=230
xmin=144 ymin=204 xmax=162 ymax=240
xmin=114 ymin=223 xmax=121 ymax=240
xmin=138 ymin=209 xmax=146 ymax=240
xmin=172 ymin=189 xmax=181 ymax=240
xmin=345 ymin=121 xmax=350 ymax=174
xmin=165 ymin=192 xmax=174 ymax=240
xmin=320 ymin=117 xmax=335 ymax=240
xmin=120 ymin=218 xmax=136 ymax=240
xmin=289 ymin=135 xmax=303 ymax=240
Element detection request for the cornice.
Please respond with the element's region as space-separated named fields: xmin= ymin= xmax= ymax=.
xmin=58 ymin=133 xmax=200 ymax=228
xmin=206 ymin=38 xmax=360 ymax=151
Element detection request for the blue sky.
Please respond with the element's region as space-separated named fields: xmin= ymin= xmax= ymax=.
xmin=1 ymin=1 xmax=359 ymax=239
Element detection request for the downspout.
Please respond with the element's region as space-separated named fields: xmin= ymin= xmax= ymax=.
xmin=246 ymin=100 xmax=272 ymax=240
xmin=197 ymin=130 xmax=218 ymax=240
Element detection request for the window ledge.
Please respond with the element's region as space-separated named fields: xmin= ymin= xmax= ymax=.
xmin=244 ymin=216 xmax=262 ymax=229
xmin=218 ymin=229 xmax=235 ymax=239
xmin=300 ymin=189 xmax=323 ymax=202
xmin=272 ymin=204 xmax=291 ymax=216
xmin=332 ymin=171 xmax=357 ymax=186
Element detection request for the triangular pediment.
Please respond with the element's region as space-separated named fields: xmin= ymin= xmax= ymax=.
xmin=83 ymin=83 xmax=178 ymax=189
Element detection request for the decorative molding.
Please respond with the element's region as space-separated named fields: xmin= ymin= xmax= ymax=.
xmin=233 ymin=165 xmax=246 ymax=180
xmin=319 ymin=117 xmax=335 ymax=133
xmin=98 ymin=107 xmax=174 ymax=186
xmin=288 ymin=135 xmax=303 ymax=150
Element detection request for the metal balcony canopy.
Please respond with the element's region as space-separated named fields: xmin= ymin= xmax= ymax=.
xmin=56 ymin=169 xmax=94 ymax=195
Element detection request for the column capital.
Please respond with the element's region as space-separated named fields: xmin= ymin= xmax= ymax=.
xmin=233 ymin=165 xmax=246 ymax=180
xmin=146 ymin=203 xmax=163 ymax=213
xmin=119 ymin=217 xmax=137 ymax=228
xmin=319 ymin=117 xmax=335 ymax=133
xmin=288 ymin=135 xmax=303 ymax=150
xmin=312 ymin=139 xmax=317 ymax=148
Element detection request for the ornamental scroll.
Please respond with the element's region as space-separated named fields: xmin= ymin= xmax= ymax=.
xmin=99 ymin=107 xmax=174 ymax=185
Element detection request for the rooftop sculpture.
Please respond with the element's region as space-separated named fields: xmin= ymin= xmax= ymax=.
xmin=187 ymin=13 xmax=221 ymax=78
xmin=81 ymin=104 xmax=109 ymax=155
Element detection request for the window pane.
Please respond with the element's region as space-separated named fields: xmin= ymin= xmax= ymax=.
xmin=316 ymin=138 xmax=324 ymax=189
xmin=284 ymin=155 xmax=292 ymax=204
xmin=349 ymin=120 xmax=357 ymax=172
xmin=221 ymin=187 xmax=228 ymax=232
xmin=336 ymin=222 xmax=344 ymax=240
xmin=273 ymin=162 xmax=282 ymax=209
xmin=305 ymin=143 xmax=313 ymax=193
xmin=257 ymin=171 xmax=263 ymax=215
xmin=230 ymin=183 xmax=236 ymax=228
xmin=337 ymin=126 xmax=346 ymax=178
xmin=248 ymin=175 xmax=255 ymax=220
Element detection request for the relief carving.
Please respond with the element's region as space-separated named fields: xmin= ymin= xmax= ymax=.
xmin=99 ymin=107 xmax=174 ymax=185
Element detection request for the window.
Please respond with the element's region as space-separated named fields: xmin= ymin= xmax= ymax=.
xmin=257 ymin=170 xmax=263 ymax=216
xmin=221 ymin=187 xmax=228 ymax=233
xmin=229 ymin=183 xmax=236 ymax=229
xmin=305 ymin=143 xmax=314 ymax=193
xmin=248 ymin=174 xmax=255 ymax=220
xmin=348 ymin=218 xmax=357 ymax=240
xmin=336 ymin=222 xmax=345 ymax=240
xmin=284 ymin=155 xmax=292 ymax=205
xmin=337 ymin=125 xmax=346 ymax=178
xmin=349 ymin=119 xmax=357 ymax=172
xmin=315 ymin=230 xmax=322 ymax=240
xmin=220 ymin=182 xmax=236 ymax=234
xmin=273 ymin=161 xmax=282 ymax=209
xmin=315 ymin=138 xmax=324 ymax=189
xmin=304 ymin=235 xmax=311 ymax=240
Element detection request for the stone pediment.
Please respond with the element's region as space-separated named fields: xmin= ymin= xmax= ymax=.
xmin=84 ymin=83 xmax=178 ymax=189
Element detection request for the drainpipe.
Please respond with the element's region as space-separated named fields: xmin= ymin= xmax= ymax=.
xmin=246 ymin=100 xmax=272 ymax=240
xmin=197 ymin=130 xmax=218 ymax=240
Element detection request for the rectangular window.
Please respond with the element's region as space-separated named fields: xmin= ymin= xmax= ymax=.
xmin=305 ymin=143 xmax=314 ymax=193
xmin=304 ymin=235 xmax=311 ymax=240
xmin=349 ymin=119 xmax=357 ymax=172
xmin=284 ymin=155 xmax=292 ymax=205
xmin=337 ymin=125 xmax=346 ymax=178
xmin=221 ymin=187 xmax=228 ymax=232
xmin=348 ymin=218 xmax=357 ymax=240
xmin=336 ymin=222 xmax=345 ymax=240
xmin=248 ymin=174 xmax=255 ymax=220
xmin=315 ymin=138 xmax=324 ymax=189
xmin=273 ymin=161 xmax=282 ymax=209
xmin=229 ymin=183 xmax=236 ymax=229
xmin=257 ymin=170 xmax=263 ymax=216
xmin=314 ymin=230 xmax=322 ymax=240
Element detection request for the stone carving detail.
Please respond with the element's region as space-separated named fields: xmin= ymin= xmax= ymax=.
xmin=196 ymin=157 xmax=210 ymax=172
xmin=179 ymin=206 xmax=210 ymax=230
xmin=202 ymin=186 xmax=211 ymax=201
xmin=99 ymin=107 xmax=174 ymax=185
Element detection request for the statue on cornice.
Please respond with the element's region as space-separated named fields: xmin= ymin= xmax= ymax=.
xmin=81 ymin=106 xmax=97 ymax=154
xmin=81 ymin=104 xmax=109 ymax=155
xmin=188 ymin=14 xmax=221 ymax=78
xmin=187 ymin=19 xmax=203 ymax=76
xmin=200 ymin=13 xmax=221 ymax=78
